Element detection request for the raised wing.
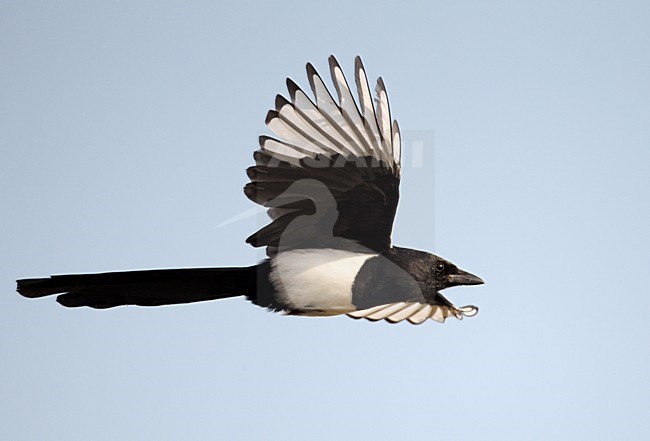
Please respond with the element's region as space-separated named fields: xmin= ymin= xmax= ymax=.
xmin=245 ymin=56 xmax=402 ymax=255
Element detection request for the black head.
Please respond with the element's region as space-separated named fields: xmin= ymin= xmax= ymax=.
xmin=387 ymin=247 xmax=484 ymax=295
xmin=429 ymin=256 xmax=484 ymax=291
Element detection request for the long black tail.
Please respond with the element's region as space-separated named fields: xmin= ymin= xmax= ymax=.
xmin=16 ymin=266 xmax=258 ymax=309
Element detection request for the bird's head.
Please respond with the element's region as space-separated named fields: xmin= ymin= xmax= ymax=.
xmin=388 ymin=247 xmax=484 ymax=294
xmin=428 ymin=257 xmax=484 ymax=292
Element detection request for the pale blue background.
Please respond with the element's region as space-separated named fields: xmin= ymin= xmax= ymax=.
xmin=2 ymin=1 xmax=649 ymax=440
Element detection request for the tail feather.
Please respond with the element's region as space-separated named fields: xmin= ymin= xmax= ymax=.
xmin=16 ymin=266 xmax=258 ymax=309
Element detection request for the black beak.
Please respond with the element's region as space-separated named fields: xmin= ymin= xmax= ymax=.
xmin=447 ymin=268 xmax=484 ymax=286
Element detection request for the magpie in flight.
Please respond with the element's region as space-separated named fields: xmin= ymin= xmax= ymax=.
xmin=17 ymin=56 xmax=483 ymax=325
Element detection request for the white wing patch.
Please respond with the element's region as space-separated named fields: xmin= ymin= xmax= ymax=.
xmin=347 ymin=302 xmax=479 ymax=325
xmin=263 ymin=56 xmax=401 ymax=174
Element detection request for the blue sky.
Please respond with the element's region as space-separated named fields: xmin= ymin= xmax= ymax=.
xmin=2 ymin=1 xmax=649 ymax=440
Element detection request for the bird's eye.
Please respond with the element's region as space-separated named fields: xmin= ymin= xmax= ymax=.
xmin=435 ymin=263 xmax=445 ymax=272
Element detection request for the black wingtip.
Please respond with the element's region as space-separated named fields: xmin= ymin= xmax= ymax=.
xmin=264 ymin=110 xmax=278 ymax=126
xmin=305 ymin=62 xmax=317 ymax=76
xmin=258 ymin=134 xmax=278 ymax=146
xmin=274 ymin=94 xmax=290 ymax=111
xmin=305 ymin=62 xmax=319 ymax=92
xmin=245 ymin=165 xmax=259 ymax=180
xmin=354 ymin=55 xmax=365 ymax=73
xmin=253 ymin=149 xmax=270 ymax=166
xmin=376 ymin=76 xmax=386 ymax=90
xmin=328 ymin=55 xmax=340 ymax=71
xmin=286 ymin=78 xmax=300 ymax=101
xmin=243 ymin=182 xmax=256 ymax=202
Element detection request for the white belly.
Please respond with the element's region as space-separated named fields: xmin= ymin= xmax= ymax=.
xmin=269 ymin=248 xmax=377 ymax=315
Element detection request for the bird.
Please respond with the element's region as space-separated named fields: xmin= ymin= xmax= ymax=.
xmin=16 ymin=55 xmax=484 ymax=325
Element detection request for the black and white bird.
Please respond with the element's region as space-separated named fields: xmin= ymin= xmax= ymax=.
xmin=17 ymin=56 xmax=483 ymax=325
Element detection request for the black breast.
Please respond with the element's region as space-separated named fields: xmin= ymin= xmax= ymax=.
xmin=351 ymin=253 xmax=427 ymax=309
